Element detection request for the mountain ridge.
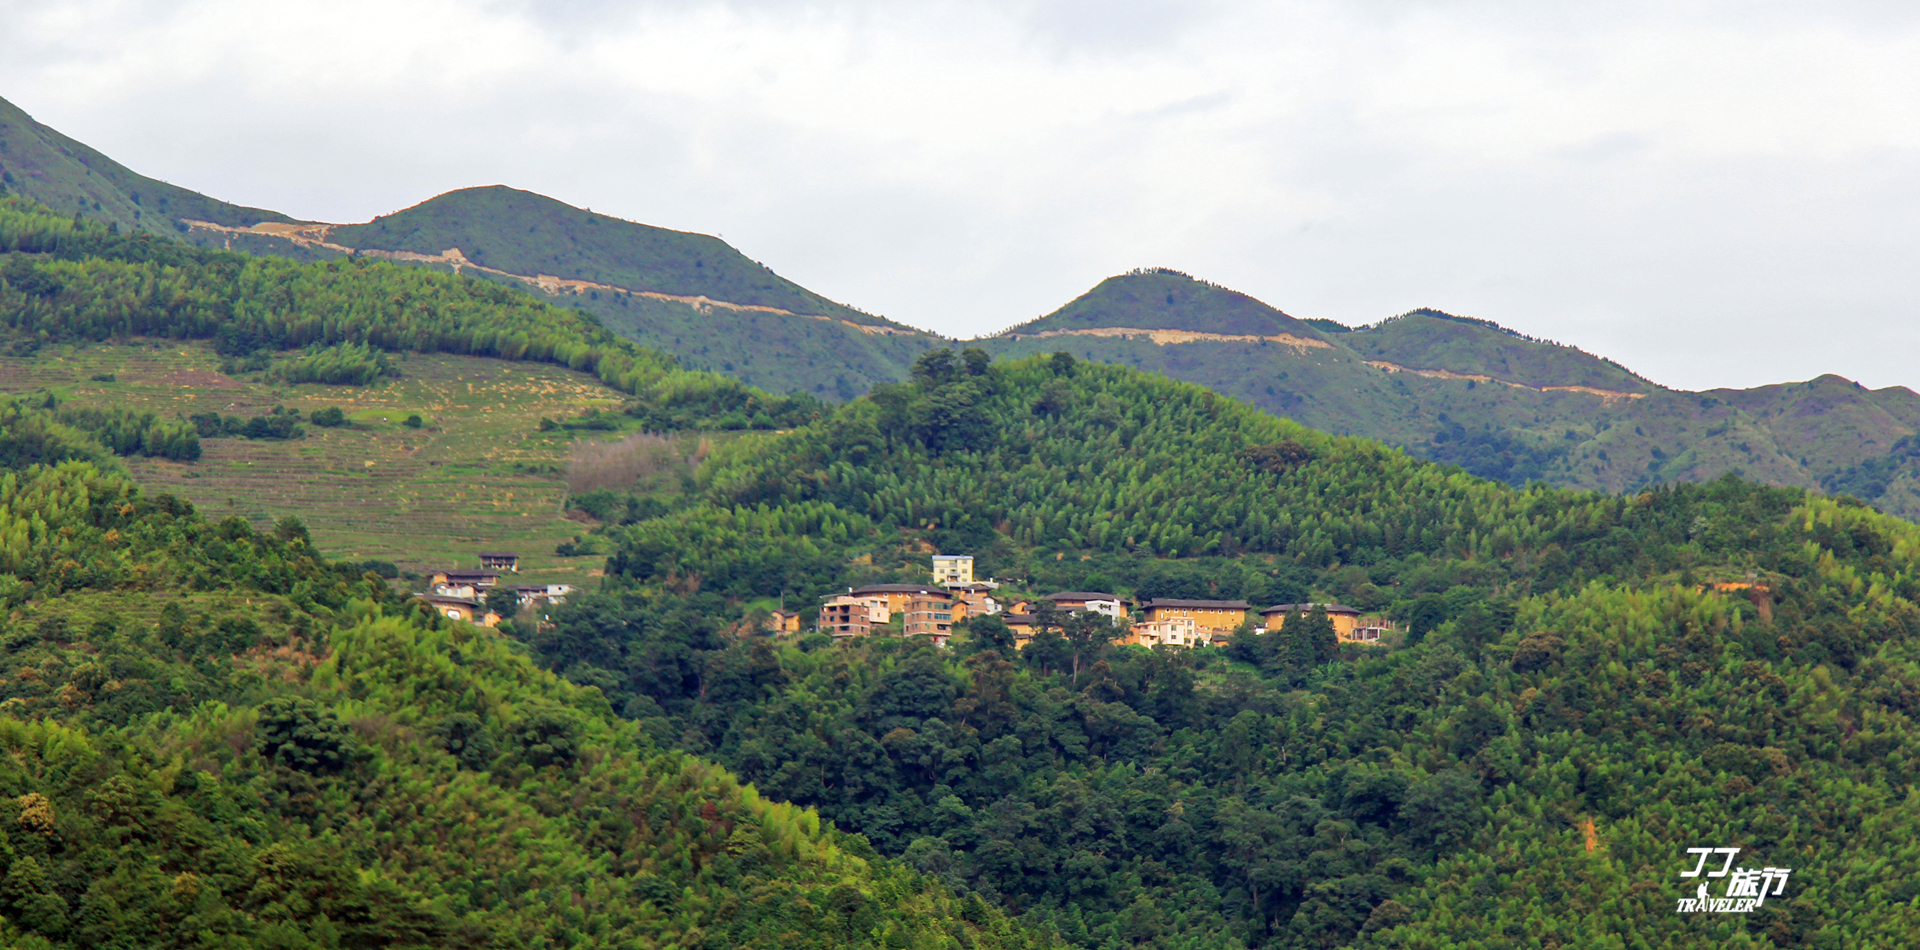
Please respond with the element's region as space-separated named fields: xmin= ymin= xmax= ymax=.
xmin=11 ymin=92 xmax=1920 ymax=516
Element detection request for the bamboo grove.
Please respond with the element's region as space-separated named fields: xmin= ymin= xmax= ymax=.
xmin=0 ymin=433 xmax=1043 ymax=949
xmin=526 ymin=349 xmax=1920 ymax=948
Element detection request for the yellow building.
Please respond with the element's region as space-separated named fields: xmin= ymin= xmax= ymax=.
xmin=1260 ymin=603 xmax=1394 ymax=643
xmin=850 ymin=584 xmax=961 ymax=621
xmin=931 ymin=555 xmax=975 ymax=586
xmin=418 ymin=594 xmax=502 ymax=628
xmin=1140 ymin=598 xmax=1252 ymax=635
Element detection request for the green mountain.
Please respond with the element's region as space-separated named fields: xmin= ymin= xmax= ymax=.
xmin=980 ymin=270 xmax=1920 ymax=519
xmin=0 ymin=96 xmax=291 ymax=234
xmin=536 ymin=350 xmax=1920 ymax=948
xmin=0 ymin=196 xmax=1049 ymax=950
xmin=322 ymin=186 xmax=941 ymax=398
xmin=0 ymin=95 xmax=937 ymax=398
xmin=11 ymin=92 xmax=1920 ymax=518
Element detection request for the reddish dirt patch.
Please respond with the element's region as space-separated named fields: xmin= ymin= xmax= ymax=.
xmin=149 ymin=370 xmax=244 ymax=389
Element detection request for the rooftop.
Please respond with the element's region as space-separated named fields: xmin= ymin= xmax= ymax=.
xmin=1261 ymin=602 xmax=1360 ymax=615
xmin=418 ymin=593 xmax=482 ymax=607
xmin=1143 ymin=598 xmax=1252 ymax=610
xmin=850 ymin=583 xmax=951 ymax=595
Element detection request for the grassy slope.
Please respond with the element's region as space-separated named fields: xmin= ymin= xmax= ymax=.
xmin=1341 ymin=308 xmax=1655 ymax=394
xmin=1002 ymin=268 xmax=1330 ymax=338
xmin=330 ymin=186 xmax=871 ymax=321
xmin=3 ymin=340 xmax=657 ymax=582
xmin=548 ymin=282 xmax=933 ymax=398
xmin=981 ymin=271 xmax=1920 ymax=517
xmin=326 ymin=187 xmax=941 ymax=396
xmin=10 ymin=96 xmax=1920 ymax=509
xmin=0 ymin=95 xmax=291 ymax=234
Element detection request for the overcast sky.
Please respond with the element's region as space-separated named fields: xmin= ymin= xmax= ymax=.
xmin=4 ymin=0 xmax=1918 ymax=392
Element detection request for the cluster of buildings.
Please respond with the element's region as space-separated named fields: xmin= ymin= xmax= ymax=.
xmin=799 ymin=555 xmax=1394 ymax=649
xmin=415 ymin=551 xmax=577 ymax=627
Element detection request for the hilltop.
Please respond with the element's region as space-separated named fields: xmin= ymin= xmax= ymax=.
xmin=0 ymin=96 xmax=289 ymax=234
xmin=11 ymin=92 xmax=1920 ymax=519
xmin=981 ymin=271 xmax=1920 ymax=518
xmin=1004 ymin=267 xmax=1331 ymax=341
xmin=0 ymin=95 xmax=937 ymax=398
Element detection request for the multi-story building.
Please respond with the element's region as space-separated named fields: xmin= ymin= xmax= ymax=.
xmin=1259 ymin=603 xmax=1393 ymax=643
xmin=1124 ymin=616 xmax=1201 ymax=649
xmin=417 ymin=594 xmax=502 ymax=628
xmin=1139 ymin=598 xmax=1252 ymax=639
xmin=947 ymin=582 xmax=1002 ymax=617
xmin=931 ymin=555 xmax=975 ymax=587
xmin=850 ymin=584 xmax=960 ymax=621
xmin=429 ymin=569 xmax=501 ymax=597
xmin=819 ymin=597 xmax=874 ymax=638
xmin=1042 ymin=591 xmax=1128 ymax=620
xmin=477 ymin=551 xmax=520 ymax=572
xmin=904 ymin=594 xmax=958 ymax=645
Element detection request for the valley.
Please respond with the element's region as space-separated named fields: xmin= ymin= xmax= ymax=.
xmin=1 ymin=90 xmax=1919 ymax=950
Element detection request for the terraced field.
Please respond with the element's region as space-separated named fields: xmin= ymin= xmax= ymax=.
xmin=0 ymin=341 xmax=669 ymax=583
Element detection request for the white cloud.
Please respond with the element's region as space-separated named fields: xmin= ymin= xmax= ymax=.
xmin=3 ymin=0 xmax=1918 ymax=390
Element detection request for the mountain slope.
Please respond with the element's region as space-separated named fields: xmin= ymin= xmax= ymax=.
xmin=980 ymin=270 xmax=1920 ymax=518
xmin=181 ymin=187 xmax=942 ymax=398
xmin=1004 ymin=267 xmax=1332 ymax=341
xmin=1341 ymin=307 xmax=1653 ymax=396
xmin=0 ymin=95 xmax=290 ymax=234
xmin=538 ymin=352 xmax=1920 ymax=948
xmin=332 ymin=186 xmax=873 ymax=322
xmin=0 ymin=445 xmax=1044 ymax=949
xmin=0 ymin=97 xmax=936 ymax=397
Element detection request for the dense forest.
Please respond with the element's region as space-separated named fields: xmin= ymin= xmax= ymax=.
xmin=525 ymin=350 xmax=1920 ymax=948
xmin=0 ymin=368 xmax=1044 ymax=950
xmin=4 ymin=179 xmax=1919 ymax=944
xmin=0 ymin=196 xmax=822 ymax=432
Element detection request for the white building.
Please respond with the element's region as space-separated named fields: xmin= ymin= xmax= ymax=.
xmin=1128 ymin=616 xmax=1201 ymax=649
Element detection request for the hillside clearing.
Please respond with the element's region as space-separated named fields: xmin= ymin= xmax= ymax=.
xmin=0 ymin=340 xmax=653 ymax=580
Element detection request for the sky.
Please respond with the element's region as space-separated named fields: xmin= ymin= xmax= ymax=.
xmin=3 ymin=0 xmax=1919 ymax=392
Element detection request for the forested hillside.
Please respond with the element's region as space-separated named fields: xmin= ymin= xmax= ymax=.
xmin=0 ymin=97 xmax=937 ymax=398
xmin=0 ymin=361 xmax=1044 ymax=950
xmin=0 ymin=195 xmax=820 ymax=431
xmin=982 ymin=270 xmax=1920 ymax=519
xmin=528 ymin=350 xmax=1920 ymax=947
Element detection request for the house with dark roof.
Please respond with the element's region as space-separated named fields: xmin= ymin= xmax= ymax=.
xmin=1042 ymin=591 xmax=1127 ymax=620
xmin=417 ymin=593 xmax=502 ymax=628
xmin=430 ymin=569 xmax=501 ymax=599
xmin=1140 ymin=598 xmax=1252 ymax=635
xmin=478 ymin=551 xmax=520 ymax=572
xmin=1260 ymin=603 xmax=1393 ymax=643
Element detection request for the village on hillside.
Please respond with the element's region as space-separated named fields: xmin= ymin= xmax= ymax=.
xmin=771 ymin=554 xmax=1399 ymax=649
xmin=411 ymin=550 xmax=578 ymax=628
